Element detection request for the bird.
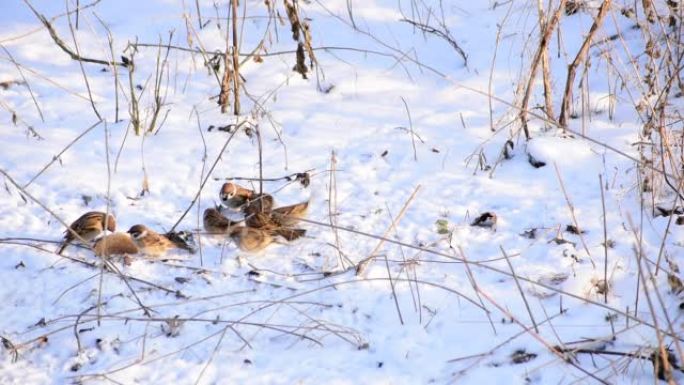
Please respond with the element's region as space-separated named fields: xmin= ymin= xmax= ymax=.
xmin=203 ymin=207 xmax=237 ymax=233
xmin=228 ymin=226 xmax=274 ymax=252
xmin=242 ymin=198 xmax=308 ymax=239
xmin=219 ymin=182 xmax=274 ymax=213
xmin=163 ymin=230 xmax=197 ymax=253
xmin=272 ymin=227 xmax=307 ymax=241
xmin=57 ymin=211 xmax=116 ymax=255
xmin=272 ymin=200 xmax=309 ymax=227
xmin=127 ymin=224 xmax=194 ymax=257
xmin=220 ymin=182 xmax=306 ymax=242
xmin=242 ymin=206 xmax=307 ymax=241
xmin=93 ymin=232 xmax=139 ymax=257
xmin=219 ymin=182 xmax=249 ymax=210
xmin=471 ymin=212 xmax=497 ymax=230
xmin=243 ymin=205 xmax=272 ymax=229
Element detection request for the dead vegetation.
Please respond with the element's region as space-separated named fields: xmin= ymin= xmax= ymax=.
xmin=0 ymin=0 xmax=684 ymax=383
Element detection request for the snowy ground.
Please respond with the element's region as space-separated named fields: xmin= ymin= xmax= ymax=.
xmin=0 ymin=0 xmax=682 ymax=384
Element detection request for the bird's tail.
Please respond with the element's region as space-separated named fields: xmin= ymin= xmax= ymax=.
xmin=274 ymin=228 xmax=306 ymax=241
xmin=56 ymin=242 xmax=68 ymax=255
xmin=165 ymin=231 xmax=198 ymax=254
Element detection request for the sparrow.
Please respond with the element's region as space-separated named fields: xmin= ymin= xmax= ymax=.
xmin=228 ymin=226 xmax=274 ymax=252
xmin=243 ymin=206 xmax=307 ymax=241
xmin=244 ymin=201 xmax=309 ymax=227
xmin=57 ymin=211 xmax=116 ymax=255
xmin=127 ymin=224 xmax=195 ymax=257
xmin=471 ymin=212 xmax=497 ymax=229
xmin=164 ymin=230 xmax=197 ymax=253
xmin=272 ymin=200 xmax=309 ymax=227
xmin=203 ymin=207 xmax=238 ymax=233
xmin=272 ymin=227 xmax=307 ymax=241
xmin=219 ymin=182 xmax=274 ymax=213
xmin=93 ymin=232 xmax=139 ymax=257
xmin=219 ymin=182 xmax=250 ymax=210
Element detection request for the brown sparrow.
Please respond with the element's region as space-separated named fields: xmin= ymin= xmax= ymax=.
xmin=219 ymin=182 xmax=251 ymax=210
xmin=243 ymin=199 xmax=308 ymax=239
xmin=228 ymin=226 xmax=274 ymax=252
xmin=243 ymin=206 xmax=272 ymax=229
xmin=273 ymin=227 xmax=306 ymax=241
xmin=243 ymin=208 xmax=307 ymax=241
xmin=57 ymin=211 xmax=116 ymax=255
xmin=272 ymin=200 xmax=309 ymax=227
xmin=219 ymin=182 xmax=274 ymax=213
xmin=203 ymin=207 xmax=237 ymax=233
xmin=127 ymin=224 xmax=194 ymax=257
xmin=93 ymin=232 xmax=139 ymax=257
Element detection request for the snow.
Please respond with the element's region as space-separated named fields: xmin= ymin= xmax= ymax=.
xmin=0 ymin=0 xmax=682 ymax=384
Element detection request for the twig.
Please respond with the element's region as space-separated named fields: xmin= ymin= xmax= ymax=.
xmin=627 ymin=215 xmax=679 ymax=381
xmin=194 ymin=0 xmax=203 ymax=29
xmin=400 ymin=96 xmax=417 ymax=161
xmin=170 ymin=120 xmax=242 ymax=231
xmin=93 ymin=14 xmax=121 ymax=122
xmin=457 ymin=246 xmax=496 ymax=335
xmin=256 ymin=125 xmax=263 ymax=196
xmin=488 ymin=1 xmax=513 ymax=132
xmin=500 ymin=246 xmax=538 ymax=333
xmin=383 ymin=202 xmax=404 ymax=326
xmin=1 ymin=0 xmax=101 ymax=44
xmin=386 ymin=205 xmax=420 ymax=321
xmin=124 ymin=40 xmax=141 ymax=135
xmin=519 ymin=0 xmax=566 ymax=139
xmin=295 ymin=216 xmax=684 ymax=341
xmin=23 ymin=0 xmax=125 ymax=67
xmin=0 ymin=44 xmax=44 ymax=122
xmin=23 ymin=120 xmax=102 ymax=188
xmin=193 ymin=326 xmax=228 ymax=385
xmin=537 ymin=0 xmax=556 ymax=123
xmin=327 ymin=150 xmax=352 ymax=269
xmin=214 ymin=169 xmax=314 ymax=182
xmin=194 ymin=107 xmax=208 ymax=267
xmin=148 ymin=32 xmax=173 ymax=134
xmin=230 ymin=0 xmax=240 ymax=115
xmin=65 ymin=0 xmax=101 ymax=120
xmin=599 ymin=174 xmax=608 ymax=303
xmin=434 ymin=81 xmax=678 ymax=181
xmin=553 ymin=162 xmax=595 ymax=267
xmin=1 ymin=239 xmax=178 ymax=294
xmin=0 ymin=57 xmax=90 ymax=101
xmin=447 ymin=311 xmax=566 ymax=370
xmin=0 ymin=169 xmax=154 ymax=316
xmin=356 ymin=185 xmax=422 ymax=276
xmin=559 ymin=0 xmax=612 ymax=127
xmin=0 ymin=99 xmax=43 ymax=139
xmin=52 ymin=272 xmax=99 ymax=305
xmin=399 ymin=18 xmax=467 ymax=66
xmin=74 ymin=305 xmax=97 ymax=353
xmin=654 ymin=178 xmax=683 ymax=275
xmin=474 ymin=286 xmax=610 ymax=384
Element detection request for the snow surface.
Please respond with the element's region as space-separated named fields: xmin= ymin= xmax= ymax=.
xmin=0 ymin=0 xmax=682 ymax=384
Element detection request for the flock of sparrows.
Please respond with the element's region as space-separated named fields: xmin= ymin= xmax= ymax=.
xmin=206 ymin=182 xmax=308 ymax=251
xmin=56 ymin=182 xmax=308 ymax=258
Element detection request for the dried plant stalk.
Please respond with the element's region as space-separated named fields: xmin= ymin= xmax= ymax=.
xmin=558 ymin=0 xmax=612 ymax=128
